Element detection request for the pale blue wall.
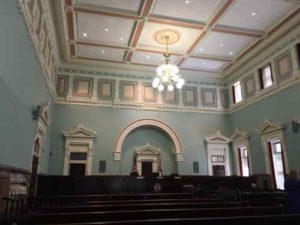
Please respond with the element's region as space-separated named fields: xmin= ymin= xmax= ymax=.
xmin=49 ymin=104 xmax=230 ymax=175
xmin=229 ymin=82 xmax=300 ymax=174
xmin=0 ymin=0 xmax=53 ymax=173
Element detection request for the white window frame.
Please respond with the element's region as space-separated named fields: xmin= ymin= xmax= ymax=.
xmin=233 ymin=81 xmax=242 ymax=104
xmin=231 ymin=129 xmax=252 ymax=176
xmin=258 ymin=120 xmax=289 ymax=189
xmin=205 ymin=130 xmax=231 ymax=176
xmin=260 ymin=64 xmax=273 ymax=89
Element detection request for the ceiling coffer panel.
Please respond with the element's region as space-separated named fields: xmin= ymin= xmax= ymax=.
xmin=77 ymin=44 xmax=126 ymax=61
xmin=75 ymin=0 xmax=142 ymax=13
xmin=76 ymin=12 xmax=134 ymax=46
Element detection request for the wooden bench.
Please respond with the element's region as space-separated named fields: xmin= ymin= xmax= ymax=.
xmin=39 ymin=201 xmax=248 ymax=213
xmin=26 ymin=206 xmax=283 ymax=224
xmin=85 ymin=197 xmax=221 ymax=205
xmin=29 ymin=193 xmax=195 ymax=208
xmin=32 ymin=214 xmax=300 ymax=225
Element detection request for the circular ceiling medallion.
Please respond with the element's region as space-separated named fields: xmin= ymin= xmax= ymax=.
xmin=153 ymin=29 xmax=181 ymax=45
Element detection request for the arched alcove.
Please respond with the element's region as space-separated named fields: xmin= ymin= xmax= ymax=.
xmin=120 ymin=127 xmax=178 ymax=175
xmin=114 ymin=119 xmax=183 ymax=162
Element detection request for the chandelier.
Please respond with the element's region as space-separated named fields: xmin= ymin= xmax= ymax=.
xmin=152 ymin=35 xmax=184 ymax=91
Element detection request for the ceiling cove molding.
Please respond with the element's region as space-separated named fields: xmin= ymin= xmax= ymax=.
xmin=18 ymin=0 xmax=59 ymax=98
xmin=57 ymin=67 xmax=227 ymax=87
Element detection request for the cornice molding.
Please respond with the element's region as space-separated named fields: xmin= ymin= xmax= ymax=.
xmin=18 ymin=0 xmax=59 ymax=98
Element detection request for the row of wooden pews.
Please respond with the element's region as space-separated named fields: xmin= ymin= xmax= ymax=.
xmin=17 ymin=192 xmax=300 ymax=225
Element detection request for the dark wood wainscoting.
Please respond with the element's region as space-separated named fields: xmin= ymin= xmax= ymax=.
xmin=36 ymin=174 xmax=271 ymax=196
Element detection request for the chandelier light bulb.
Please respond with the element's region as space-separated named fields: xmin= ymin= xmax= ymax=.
xmin=168 ymin=84 xmax=174 ymax=91
xmin=158 ymin=84 xmax=165 ymax=91
xmin=176 ymin=82 xmax=182 ymax=89
xmin=173 ymin=75 xmax=179 ymax=82
xmin=152 ymin=77 xmax=160 ymax=88
xmin=179 ymin=78 xmax=185 ymax=85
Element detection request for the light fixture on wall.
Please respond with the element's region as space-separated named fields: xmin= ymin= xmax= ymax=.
xmin=152 ymin=30 xmax=184 ymax=91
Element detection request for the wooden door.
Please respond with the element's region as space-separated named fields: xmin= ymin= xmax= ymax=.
xmin=142 ymin=161 xmax=153 ymax=176
xmin=212 ymin=165 xmax=225 ymax=176
xmin=69 ymin=163 xmax=86 ymax=177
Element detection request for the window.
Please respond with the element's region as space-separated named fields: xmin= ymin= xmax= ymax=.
xmin=269 ymin=141 xmax=285 ymax=190
xmin=99 ymin=160 xmax=106 ymax=173
xmin=259 ymin=64 xmax=273 ymax=89
xmin=239 ymin=147 xmax=250 ymax=177
xmin=232 ymin=81 xmax=242 ymax=103
xmin=193 ymin=162 xmax=199 ymax=173
xmin=70 ymin=152 xmax=87 ymax=160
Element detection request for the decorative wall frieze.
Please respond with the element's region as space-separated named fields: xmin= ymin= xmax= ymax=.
xmin=55 ymin=68 xmax=227 ymax=114
xmin=18 ymin=0 xmax=59 ymax=97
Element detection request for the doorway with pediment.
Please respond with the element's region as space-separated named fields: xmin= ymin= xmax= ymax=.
xmin=135 ymin=143 xmax=161 ymax=176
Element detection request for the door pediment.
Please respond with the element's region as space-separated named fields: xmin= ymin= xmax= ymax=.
xmin=231 ymin=129 xmax=249 ymax=142
xmin=205 ymin=130 xmax=230 ymax=144
xmin=257 ymin=120 xmax=285 ymax=135
xmin=63 ymin=124 xmax=96 ymax=138
xmin=136 ymin=143 xmax=160 ymax=155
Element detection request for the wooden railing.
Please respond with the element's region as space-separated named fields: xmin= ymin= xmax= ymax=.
xmin=1 ymin=196 xmax=27 ymax=223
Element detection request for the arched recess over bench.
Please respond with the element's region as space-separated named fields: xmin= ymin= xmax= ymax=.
xmin=114 ymin=119 xmax=183 ymax=161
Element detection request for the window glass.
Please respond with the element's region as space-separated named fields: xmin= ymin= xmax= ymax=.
xmin=233 ymin=81 xmax=242 ymax=103
xmin=70 ymin=153 xmax=87 ymax=160
xmin=263 ymin=66 xmax=273 ymax=88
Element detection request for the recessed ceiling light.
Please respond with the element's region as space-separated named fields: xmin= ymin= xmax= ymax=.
xmin=82 ymin=33 xmax=87 ymax=37
xmin=104 ymin=28 xmax=109 ymax=32
xmin=201 ymin=62 xmax=206 ymax=65
xmin=161 ymin=57 xmax=164 ymax=60
xmin=101 ymin=50 xmax=105 ymax=54
xmin=120 ymin=37 xmax=124 ymax=41
xmin=146 ymin=55 xmax=151 ymax=59
xmin=219 ymin=44 xmax=224 ymax=47
xmin=251 ymin=12 xmax=256 ymax=16
xmin=199 ymin=48 xmax=204 ymax=52
xmin=185 ymin=0 xmax=190 ymax=4
xmin=229 ymin=52 xmax=233 ymax=55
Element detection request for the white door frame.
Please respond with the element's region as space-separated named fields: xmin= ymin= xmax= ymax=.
xmin=205 ymin=130 xmax=231 ymax=176
xmin=63 ymin=124 xmax=96 ymax=176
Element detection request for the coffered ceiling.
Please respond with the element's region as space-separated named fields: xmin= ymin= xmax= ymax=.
xmin=50 ymin=0 xmax=299 ymax=78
